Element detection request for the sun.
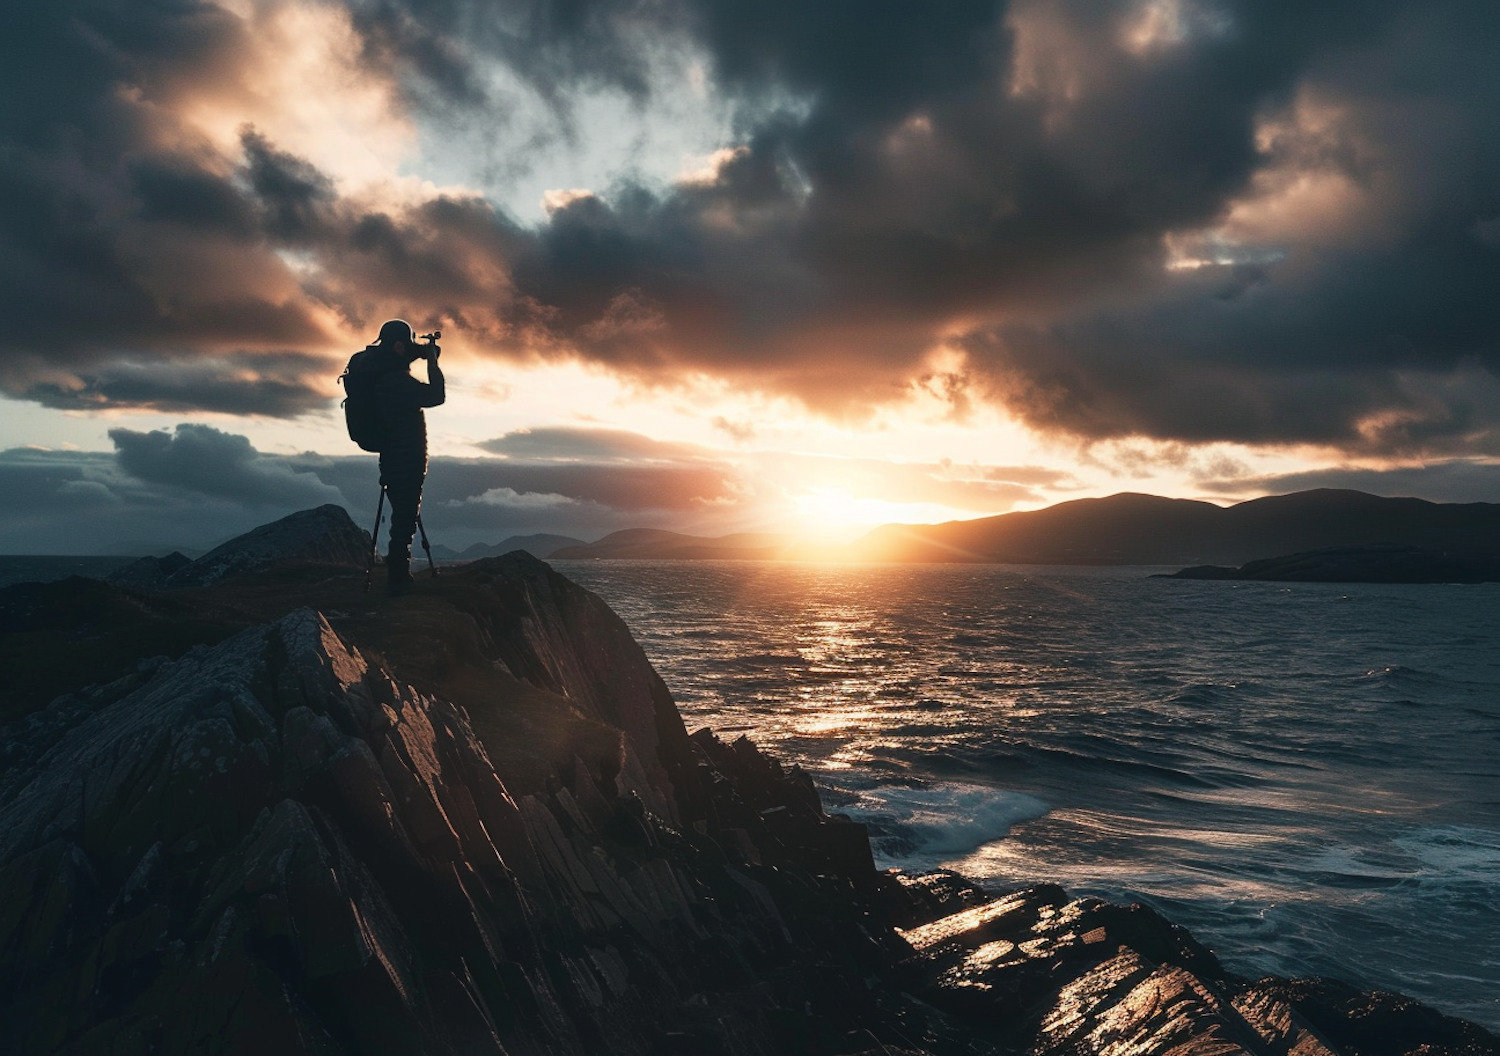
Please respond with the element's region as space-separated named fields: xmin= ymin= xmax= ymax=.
xmin=790 ymin=487 xmax=967 ymax=541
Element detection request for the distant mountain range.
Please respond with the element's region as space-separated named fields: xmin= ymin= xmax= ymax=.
xmin=321 ymin=488 xmax=1500 ymax=569
xmin=429 ymin=533 xmax=586 ymax=561
xmin=549 ymin=528 xmax=798 ymax=561
xmin=846 ymin=488 xmax=1500 ymax=566
xmin=512 ymin=489 xmax=1500 ymax=567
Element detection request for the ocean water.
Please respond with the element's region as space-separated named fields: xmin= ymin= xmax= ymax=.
xmin=555 ymin=560 xmax=1500 ymax=1032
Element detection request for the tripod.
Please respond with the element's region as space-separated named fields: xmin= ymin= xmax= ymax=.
xmin=365 ymin=484 xmax=439 ymax=593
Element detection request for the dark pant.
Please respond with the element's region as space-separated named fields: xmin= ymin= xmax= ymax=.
xmin=379 ymin=453 xmax=425 ymax=558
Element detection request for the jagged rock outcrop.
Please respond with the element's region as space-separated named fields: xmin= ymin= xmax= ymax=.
xmin=1 ymin=551 xmax=1495 ymax=1056
xmin=885 ymin=876 xmax=1498 ymax=1056
xmin=164 ymin=505 xmax=369 ymax=588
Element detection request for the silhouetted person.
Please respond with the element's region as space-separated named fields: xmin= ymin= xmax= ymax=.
xmin=368 ymin=319 xmax=444 ymax=594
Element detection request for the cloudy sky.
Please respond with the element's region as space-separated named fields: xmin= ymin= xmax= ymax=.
xmin=4 ymin=0 xmax=1500 ymax=552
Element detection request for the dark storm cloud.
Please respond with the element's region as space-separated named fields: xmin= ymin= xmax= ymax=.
xmin=0 ymin=2 xmax=337 ymax=401
xmin=340 ymin=0 xmax=1500 ymax=450
xmin=7 ymin=352 xmax=334 ymax=417
xmin=104 ymin=423 xmax=740 ymax=517
xmin=7 ymin=0 xmax=1500 ymax=452
xmin=437 ymin=461 xmax=738 ymax=511
xmin=109 ymin=424 xmax=345 ymax=507
xmin=0 ymin=444 xmax=337 ymax=555
xmin=477 ymin=426 xmax=715 ymax=462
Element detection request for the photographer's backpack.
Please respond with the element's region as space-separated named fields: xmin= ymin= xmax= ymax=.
xmin=339 ymin=348 xmax=391 ymax=452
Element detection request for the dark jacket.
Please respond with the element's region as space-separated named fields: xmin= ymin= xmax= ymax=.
xmin=374 ymin=353 xmax=445 ymax=468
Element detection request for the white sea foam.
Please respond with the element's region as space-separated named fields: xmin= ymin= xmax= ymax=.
xmin=1393 ymin=825 xmax=1500 ymax=879
xmin=847 ymin=782 xmax=1049 ymax=863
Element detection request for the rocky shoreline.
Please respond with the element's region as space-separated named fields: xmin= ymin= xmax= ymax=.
xmin=1 ymin=521 xmax=1496 ymax=1054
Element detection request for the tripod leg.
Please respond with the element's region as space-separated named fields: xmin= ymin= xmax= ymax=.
xmin=416 ymin=514 xmax=439 ymax=577
xmin=365 ymin=487 xmax=386 ymax=594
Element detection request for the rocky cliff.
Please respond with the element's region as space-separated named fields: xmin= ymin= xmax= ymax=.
xmin=1 ymin=552 xmax=1495 ymax=1056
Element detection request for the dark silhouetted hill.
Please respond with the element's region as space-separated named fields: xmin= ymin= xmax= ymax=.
xmin=164 ymin=503 xmax=369 ymax=587
xmin=460 ymin=533 xmax=588 ymax=560
xmin=849 ymin=489 xmax=1500 ymax=565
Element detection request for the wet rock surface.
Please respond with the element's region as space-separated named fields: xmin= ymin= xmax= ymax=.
xmin=1 ymin=549 xmax=1495 ymax=1055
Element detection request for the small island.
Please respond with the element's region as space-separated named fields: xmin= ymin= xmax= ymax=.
xmin=1162 ymin=544 xmax=1500 ymax=584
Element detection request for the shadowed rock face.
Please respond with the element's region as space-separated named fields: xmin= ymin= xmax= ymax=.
xmin=0 ymin=558 xmax=910 ymax=1055
xmin=164 ymin=504 xmax=370 ymax=588
xmin=104 ymin=552 xmax=193 ymax=591
xmin=0 ymin=550 xmax=1495 ymax=1056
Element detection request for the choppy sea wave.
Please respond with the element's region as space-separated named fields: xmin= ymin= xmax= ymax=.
xmin=558 ymin=560 xmax=1500 ymax=1031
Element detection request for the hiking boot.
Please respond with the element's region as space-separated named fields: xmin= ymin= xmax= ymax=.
xmin=386 ymin=550 xmax=415 ymax=596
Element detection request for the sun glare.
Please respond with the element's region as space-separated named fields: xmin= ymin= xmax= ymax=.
xmin=791 ymin=487 xmax=967 ymax=540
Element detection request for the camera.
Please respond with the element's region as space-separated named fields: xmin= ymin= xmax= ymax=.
xmin=418 ymin=330 xmax=441 ymax=343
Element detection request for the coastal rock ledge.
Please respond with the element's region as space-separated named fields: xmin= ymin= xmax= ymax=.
xmin=0 ymin=555 xmax=1494 ymax=1056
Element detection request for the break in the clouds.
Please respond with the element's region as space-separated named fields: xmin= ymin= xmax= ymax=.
xmin=4 ymin=0 xmax=1500 ymax=454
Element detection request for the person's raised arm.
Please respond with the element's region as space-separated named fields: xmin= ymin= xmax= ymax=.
xmin=419 ymin=342 xmax=446 ymax=407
